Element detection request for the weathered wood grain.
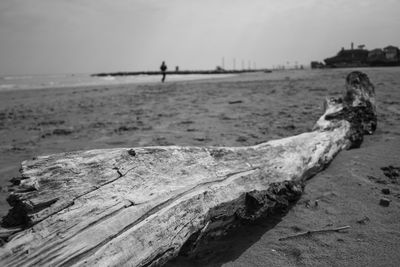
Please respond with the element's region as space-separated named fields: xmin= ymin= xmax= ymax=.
xmin=0 ymin=71 xmax=377 ymax=266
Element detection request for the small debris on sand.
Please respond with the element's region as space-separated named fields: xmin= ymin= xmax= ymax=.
xmin=229 ymin=100 xmax=243 ymax=104
xmin=356 ymin=216 xmax=370 ymax=225
xmin=279 ymin=225 xmax=350 ymax=241
xmin=379 ymin=198 xmax=391 ymax=207
xmin=381 ymin=188 xmax=390 ymax=195
xmin=236 ymin=136 xmax=247 ymax=142
xmin=52 ymin=128 xmax=73 ymax=135
xmin=115 ymin=125 xmax=138 ymax=132
xmin=381 ymin=165 xmax=400 ymax=184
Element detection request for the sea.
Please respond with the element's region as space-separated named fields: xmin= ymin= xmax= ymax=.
xmin=0 ymin=73 xmax=235 ymax=92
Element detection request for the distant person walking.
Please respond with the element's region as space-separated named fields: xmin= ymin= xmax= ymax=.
xmin=160 ymin=61 xmax=167 ymax=82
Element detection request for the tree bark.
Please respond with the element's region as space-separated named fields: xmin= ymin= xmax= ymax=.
xmin=0 ymin=71 xmax=376 ymax=267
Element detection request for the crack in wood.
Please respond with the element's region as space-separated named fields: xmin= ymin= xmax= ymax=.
xmin=55 ymin=168 xmax=259 ymax=266
xmin=3 ymin=163 xmax=140 ymax=229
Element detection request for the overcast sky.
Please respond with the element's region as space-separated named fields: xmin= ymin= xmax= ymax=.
xmin=0 ymin=0 xmax=399 ymax=75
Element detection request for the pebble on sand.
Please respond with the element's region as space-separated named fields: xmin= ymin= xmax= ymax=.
xmin=381 ymin=188 xmax=390 ymax=195
xmin=379 ymin=198 xmax=391 ymax=207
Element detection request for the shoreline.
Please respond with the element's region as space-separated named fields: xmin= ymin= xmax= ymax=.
xmin=92 ymin=69 xmax=270 ymax=77
xmin=0 ymin=72 xmax=241 ymax=93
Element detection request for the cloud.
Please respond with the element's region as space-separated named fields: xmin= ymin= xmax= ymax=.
xmin=0 ymin=0 xmax=399 ymax=74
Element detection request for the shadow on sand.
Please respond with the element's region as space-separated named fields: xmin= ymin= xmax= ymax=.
xmin=165 ymin=202 xmax=297 ymax=267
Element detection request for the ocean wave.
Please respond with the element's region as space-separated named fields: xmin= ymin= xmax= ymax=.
xmin=0 ymin=73 xmax=238 ymax=91
xmin=2 ymin=75 xmax=34 ymax=80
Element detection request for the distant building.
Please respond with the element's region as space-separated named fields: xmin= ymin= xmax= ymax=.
xmin=383 ymin=46 xmax=400 ymax=62
xmin=323 ymin=43 xmax=400 ymax=68
xmin=367 ymin=49 xmax=385 ymax=65
xmin=310 ymin=61 xmax=325 ymax=69
xmin=215 ymin=66 xmax=225 ymax=72
xmin=368 ymin=48 xmax=384 ymax=58
xmin=324 ymin=48 xmax=369 ymax=68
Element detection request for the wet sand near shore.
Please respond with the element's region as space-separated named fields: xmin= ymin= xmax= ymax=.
xmin=1 ymin=68 xmax=399 ymax=266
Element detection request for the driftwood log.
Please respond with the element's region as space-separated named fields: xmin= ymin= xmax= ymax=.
xmin=0 ymin=71 xmax=377 ymax=266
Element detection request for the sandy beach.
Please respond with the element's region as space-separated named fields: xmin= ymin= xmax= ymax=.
xmin=0 ymin=68 xmax=399 ymax=266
